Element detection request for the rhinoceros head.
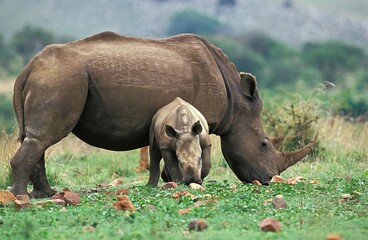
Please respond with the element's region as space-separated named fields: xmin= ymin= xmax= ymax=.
xmin=165 ymin=120 xmax=203 ymax=185
xmin=220 ymin=72 xmax=318 ymax=185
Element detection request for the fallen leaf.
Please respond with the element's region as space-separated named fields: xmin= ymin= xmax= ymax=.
xmin=285 ymin=176 xmax=303 ymax=185
xmin=252 ymin=180 xmax=262 ymax=186
xmin=309 ymin=179 xmax=320 ymax=184
xmin=83 ymin=226 xmax=95 ymax=232
xmin=172 ymin=190 xmax=196 ymax=199
xmin=263 ymin=199 xmax=273 ymax=205
xmin=146 ymin=204 xmax=157 ymax=211
xmin=189 ymin=183 xmax=206 ymax=191
xmin=178 ymin=208 xmax=192 ymax=215
xmin=272 ymin=195 xmax=288 ymax=209
xmin=325 ymin=233 xmax=343 ymax=240
xmin=259 ymin=218 xmax=282 ymax=232
xmin=338 ymin=193 xmax=353 ymax=203
xmin=115 ymin=188 xmax=129 ymax=195
xmin=109 ymin=178 xmax=123 ymax=186
xmin=271 ymin=175 xmax=284 ymax=183
xmin=161 ymin=182 xmax=178 ymax=189
xmin=0 ymin=191 xmax=16 ymax=205
xmin=182 ymin=230 xmax=190 ymax=236
xmin=188 ymin=219 xmax=208 ymax=231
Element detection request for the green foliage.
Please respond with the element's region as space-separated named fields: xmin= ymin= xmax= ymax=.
xmin=0 ymin=94 xmax=15 ymax=134
xmin=0 ymin=177 xmax=366 ymax=239
xmin=12 ymin=24 xmax=54 ymax=64
xmin=302 ymin=41 xmax=368 ymax=83
xmin=262 ymin=85 xmax=326 ymax=152
xmin=167 ymin=9 xmax=222 ymax=35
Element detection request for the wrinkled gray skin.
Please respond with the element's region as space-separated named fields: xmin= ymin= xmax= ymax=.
xmin=147 ymin=97 xmax=211 ymax=186
xmin=10 ymin=32 xmax=317 ymax=198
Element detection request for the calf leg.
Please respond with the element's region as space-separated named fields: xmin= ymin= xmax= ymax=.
xmin=161 ymin=166 xmax=171 ymax=182
xmin=161 ymin=150 xmax=182 ymax=183
xmin=146 ymin=145 xmax=162 ymax=187
xmin=201 ymin=146 xmax=212 ymax=180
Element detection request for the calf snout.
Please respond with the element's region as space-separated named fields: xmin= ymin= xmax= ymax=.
xmin=183 ymin=176 xmax=203 ymax=185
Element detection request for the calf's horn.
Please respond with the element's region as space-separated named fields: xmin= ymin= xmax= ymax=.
xmin=278 ymin=132 xmax=318 ymax=173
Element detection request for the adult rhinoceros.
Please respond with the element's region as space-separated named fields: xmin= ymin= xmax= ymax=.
xmin=10 ymin=31 xmax=317 ymax=198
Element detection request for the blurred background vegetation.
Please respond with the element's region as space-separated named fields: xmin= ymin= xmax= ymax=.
xmin=0 ymin=0 xmax=367 ymax=149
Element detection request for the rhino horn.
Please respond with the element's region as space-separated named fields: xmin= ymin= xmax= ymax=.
xmin=278 ymin=132 xmax=318 ymax=173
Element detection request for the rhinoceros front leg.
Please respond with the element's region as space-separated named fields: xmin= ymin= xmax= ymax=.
xmin=10 ymin=137 xmax=49 ymax=197
xmin=160 ymin=150 xmax=182 ymax=183
xmin=29 ymin=153 xmax=56 ymax=198
xmin=146 ymin=145 xmax=163 ymax=187
xmin=201 ymin=145 xmax=212 ymax=180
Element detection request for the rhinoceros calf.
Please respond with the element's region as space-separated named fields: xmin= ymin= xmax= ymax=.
xmin=147 ymin=97 xmax=211 ymax=187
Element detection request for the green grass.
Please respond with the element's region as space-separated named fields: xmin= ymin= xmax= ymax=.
xmin=1 ymin=135 xmax=367 ymax=240
xmin=0 ymin=174 xmax=367 ymax=239
xmin=1 ymin=90 xmax=367 ymax=239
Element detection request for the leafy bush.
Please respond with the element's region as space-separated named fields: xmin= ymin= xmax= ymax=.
xmin=12 ymin=25 xmax=54 ymax=64
xmin=262 ymin=85 xmax=326 ymax=153
xmin=302 ymin=41 xmax=368 ymax=83
xmin=167 ymin=9 xmax=222 ymax=35
xmin=0 ymin=94 xmax=15 ymax=134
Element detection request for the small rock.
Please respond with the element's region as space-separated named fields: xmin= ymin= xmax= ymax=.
xmin=189 ymin=183 xmax=206 ymax=191
xmin=259 ymin=217 xmax=282 ymax=232
xmin=272 ymin=195 xmax=288 ymax=209
xmin=161 ymin=182 xmax=178 ymax=189
xmin=113 ymin=195 xmax=136 ymax=211
xmin=14 ymin=200 xmax=31 ymax=210
xmin=64 ymin=191 xmax=81 ymax=205
xmin=16 ymin=195 xmax=30 ymax=201
xmin=188 ymin=219 xmax=208 ymax=231
xmin=0 ymin=191 xmax=16 ymax=205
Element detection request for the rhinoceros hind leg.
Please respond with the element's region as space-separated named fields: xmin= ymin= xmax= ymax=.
xmin=10 ymin=137 xmax=49 ymax=197
xmin=29 ymin=153 xmax=57 ymax=198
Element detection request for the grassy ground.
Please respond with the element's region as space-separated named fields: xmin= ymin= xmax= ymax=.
xmin=0 ymin=115 xmax=367 ymax=240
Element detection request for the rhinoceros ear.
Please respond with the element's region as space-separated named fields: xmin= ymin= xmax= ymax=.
xmin=191 ymin=120 xmax=203 ymax=135
xmin=240 ymin=72 xmax=258 ymax=99
xmin=165 ymin=125 xmax=180 ymax=139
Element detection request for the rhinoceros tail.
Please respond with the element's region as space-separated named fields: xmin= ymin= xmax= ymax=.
xmin=13 ymin=59 xmax=33 ymax=142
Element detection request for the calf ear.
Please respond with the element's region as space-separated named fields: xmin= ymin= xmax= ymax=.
xmin=165 ymin=125 xmax=180 ymax=139
xmin=191 ymin=120 xmax=203 ymax=135
xmin=240 ymin=72 xmax=258 ymax=99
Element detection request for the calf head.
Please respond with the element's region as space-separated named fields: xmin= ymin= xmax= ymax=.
xmin=165 ymin=120 xmax=203 ymax=185
xmin=220 ymin=72 xmax=318 ymax=185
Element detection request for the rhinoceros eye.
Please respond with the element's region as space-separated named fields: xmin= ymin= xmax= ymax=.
xmin=259 ymin=139 xmax=269 ymax=152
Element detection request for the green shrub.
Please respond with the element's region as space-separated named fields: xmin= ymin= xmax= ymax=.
xmin=167 ymin=9 xmax=222 ymax=35
xmin=302 ymin=41 xmax=367 ymax=83
xmin=262 ymin=85 xmax=326 ymax=153
xmin=12 ymin=25 xmax=54 ymax=64
xmin=0 ymin=94 xmax=15 ymax=134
